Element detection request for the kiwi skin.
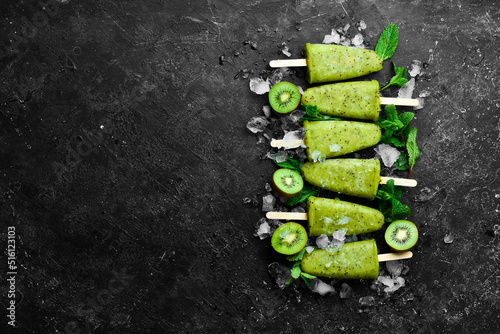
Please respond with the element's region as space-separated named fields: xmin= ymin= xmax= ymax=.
xmin=271 ymin=222 xmax=308 ymax=255
xmin=271 ymin=168 xmax=304 ymax=198
xmin=268 ymin=82 xmax=301 ymax=114
xmin=384 ymin=220 xmax=418 ymax=252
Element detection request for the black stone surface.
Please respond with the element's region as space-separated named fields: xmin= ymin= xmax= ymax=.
xmin=1 ymin=0 xmax=500 ymax=333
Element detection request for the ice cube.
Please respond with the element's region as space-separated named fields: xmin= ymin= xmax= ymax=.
xmin=254 ymin=219 xmax=271 ymax=240
xmin=339 ymin=283 xmax=353 ymax=298
xmin=374 ymin=143 xmax=401 ymax=168
xmin=262 ymin=105 xmax=272 ymax=117
xmin=311 ymin=150 xmax=326 ymax=163
xmin=268 ymin=70 xmax=283 ymax=86
xmin=378 ymin=275 xmax=394 ymax=288
xmin=351 ymin=33 xmax=364 ymax=46
xmin=358 ymin=20 xmax=367 ymax=30
xmin=246 ymin=116 xmax=269 ymax=133
xmin=281 ymin=45 xmax=292 ymax=57
xmin=337 ymin=216 xmax=351 ymax=225
xmin=409 ymin=60 xmax=422 ymax=77
xmin=249 ymin=77 xmax=270 ymax=95
xmin=305 ymin=246 xmax=315 ymax=253
xmin=398 ymin=77 xmax=415 ymax=99
xmin=444 ymin=234 xmax=454 ymax=244
xmin=273 ymin=151 xmax=287 ymax=163
xmin=329 ymin=228 xmax=348 ymax=249
xmin=386 ymin=260 xmax=403 ymax=277
xmin=311 ymin=279 xmax=335 ymax=295
xmin=268 ymin=262 xmax=292 ymax=289
xmin=262 ymin=194 xmax=276 ymax=211
xmin=329 ymin=144 xmax=341 ymax=152
xmin=322 ymin=29 xmax=341 ymax=44
xmin=316 ymin=234 xmax=330 ymax=249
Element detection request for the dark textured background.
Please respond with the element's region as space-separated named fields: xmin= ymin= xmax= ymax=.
xmin=1 ymin=0 xmax=500 ymax=333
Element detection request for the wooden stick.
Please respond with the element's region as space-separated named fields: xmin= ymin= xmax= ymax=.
xmin=380 ymin=97 xmax=419 ymax=107
xmin=266 ymin=212 xmax=308 ymax=220
xmin=380 ymin=177 xmax=417 ymax=187
xmin=378 ymin=251 xmax=413 ymax=262
xmin=269 ymin=59 xmax=307 ymax=68
xmin=270 ymin=139 xmax=305 ymax=148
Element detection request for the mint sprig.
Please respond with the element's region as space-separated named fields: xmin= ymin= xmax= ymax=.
xmin=284 ymin=186 xmax=318 ymax=206
xmin=377 ymin=105 xmax=419 ymax=177
xmin=285 ymin=249 xmax=316 ymax=287
xmin=381 ymin=62 xmax=409 ymax=90
xmin=298 ymin=105 xmax=341 ymax=122
xmin=376 ymin=179 xmax=411 ymax=222
xmin=375 ymin=24 xmax=399 ymax=61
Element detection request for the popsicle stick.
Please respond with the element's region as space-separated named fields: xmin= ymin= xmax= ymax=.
xmin=266 ymin=212 xmax=308 ymax=220
xmin=380 ymin=97 xmax=419 ymax=107
xmin=270 ymin=139 xmax=305 ymax=148
xmin=378 ymin=251 xmax=413 ymax=262
xmin=269 ymin=59 xmax=307 ymax=68
xmin=380 ymin=177 xmax=417 ymax=187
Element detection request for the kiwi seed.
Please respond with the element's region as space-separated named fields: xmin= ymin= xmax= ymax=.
xmin=272 ymin=168 xmax=304 ymax=198
xmin=384 ymin=220 xmax=418 ymax=252
xmin=268 ymin=82 xmax=301 ymax=114
xmin=271 ymin=222 xmax=308 ymax=255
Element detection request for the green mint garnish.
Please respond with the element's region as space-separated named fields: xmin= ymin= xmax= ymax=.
xmin=375 ymin=24 xmax=399 ymax=61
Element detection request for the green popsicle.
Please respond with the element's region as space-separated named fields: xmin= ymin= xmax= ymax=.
xmin=307 ymin=196 xmax=384 ymax=236
xmin=300 ymin=239 xmax=379 ymax=279
xmin=302 ymin=80 xmax=381 ymax=121
xmin=301 ymin=159 xmax=381 ymax=199
xmin=304 ymin=43 xmax=383 ymax=84
xmin=303 ymin=120 xmax=381 ymax=161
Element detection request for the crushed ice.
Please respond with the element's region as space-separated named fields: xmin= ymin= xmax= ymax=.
xmin=374 ymin=143 xmax=401 ymax=167
xmin=249 ymin=77 xmax=270 ymax=95
xmin=246 ymin=116 xmax=269 ymax=133
xmin=316 ymin=234 xmax=330 ymax=249
xmin=283 ymin=130 xmax=306 ymax=149
xmin=329 ymin=144 xmax=341 ymax=152
xmin=398 ymin=77 xmax=415 ymax=99
xmin=339 ymin=283 xmax=352 ymax=298
xmin=310 ymin=279 xmax=335 ymax=295
xmin=311 ymin=150 xmax=326 ymax=163
xmin=254 ymin=218 xmax=272 ymax=240
xmin=268 ymin=262 xmax=292 ymax=289
xmin=262 ymin=105 xmax=272 ymax=117
xmin=262 ymin=194 xmax=276 ymax=211
xmin=444 ymin=234 xmax=454 ymax=244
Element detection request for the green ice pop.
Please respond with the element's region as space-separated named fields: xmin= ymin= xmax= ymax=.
xmin=303 ymin=120 xmax=381 ymax=161
xmin=302 ymin=80 xmax=381 ymax=121
xmin=301 ymin=159 xmax=381 ymax=199
xmin=301 ymin=239 xmax=379 ymax=279
xmin=307 ymin=196 xmax=384 ymax=236
xmin=305 ymin=43 xmax=383 ymax=84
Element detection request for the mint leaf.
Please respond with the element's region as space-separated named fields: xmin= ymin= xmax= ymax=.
xmin=394 ymin=151 xmax=409 ymax=170
xmin=286 ymin=247 xmax=308 ymax=261
xmin=376 ymin=179 xmax=410 ymax=222
xmin=381 ymin=62 xmax=408 ymax=90
xmin=375 ymin=24 xmax=399 ymax=61
xmin=290 ymin=262 xmax=301 ymax=279
xmin=273 ymin=155 xmax=301 ymax=173
xmin=299 ymin=104 xmax=341 ymax=122
xmin=398 ymin=112 xmax=415 ymax=128
xmin=284 ymin=186 xmax=318 ymax=206
xmin=407 ymin=127 xmax=420 ymax=169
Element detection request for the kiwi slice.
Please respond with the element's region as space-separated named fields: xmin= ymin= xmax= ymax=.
xmin=272 ymin=168 xmax=304 ymax=198
xmin=271 ymin=222 xmax=308 ymax=255
xmin=268 ymin=82 xmax=301 ymax=114
xmin=384 ymin=220 xmax=418 ymax=252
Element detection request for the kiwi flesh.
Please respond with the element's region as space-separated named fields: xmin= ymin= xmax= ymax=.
xmin=384 ymin=220 xmax=418 ymax=252
xmin=271 ymin=222 xmax=308 ymax=255
xmin=268 ymin=82 xmax=301 ymax=114
xmin=272 ymin=168 xmax=304 ymax=198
